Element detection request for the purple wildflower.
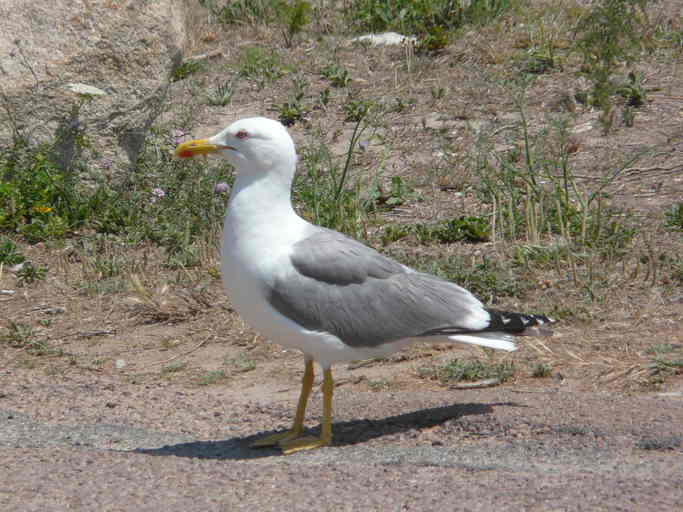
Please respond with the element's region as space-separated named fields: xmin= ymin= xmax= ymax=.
xmin=214 ymin=182 xmax=230 ymax=194
xmin=172 ymin=129 xmax=186 ymax=145
xmin=151 ymin=188 xmax=166 ymax=203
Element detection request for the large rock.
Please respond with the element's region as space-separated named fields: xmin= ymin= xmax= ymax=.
xmin=0 ymin=0 xmax=191 ymax=170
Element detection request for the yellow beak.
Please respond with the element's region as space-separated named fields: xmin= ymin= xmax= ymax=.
xmin=175 ymin=138 xmax=228 ymax=158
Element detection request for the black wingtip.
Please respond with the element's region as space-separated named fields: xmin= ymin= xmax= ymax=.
xmin=485 ymin=309 xmax=555 ymax=335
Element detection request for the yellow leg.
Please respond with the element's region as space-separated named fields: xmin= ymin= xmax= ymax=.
xmin=250 ymin=359 xmax=314 ymax=448
xmin=279 ymin=367 xmax=334 ymax=455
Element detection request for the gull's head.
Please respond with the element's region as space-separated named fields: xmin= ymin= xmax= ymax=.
xmin=175 ymin=117 xmax=296 ymax=176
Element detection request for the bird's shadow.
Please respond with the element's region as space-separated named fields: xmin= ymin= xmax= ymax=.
xmin=136 ymin=401 xmax=519 ymax=460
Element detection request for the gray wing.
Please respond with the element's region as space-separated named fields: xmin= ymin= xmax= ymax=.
xmin=267 ymin=230 xmax=487 ymax=347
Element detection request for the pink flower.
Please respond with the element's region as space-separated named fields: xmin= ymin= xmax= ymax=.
xmin=151 ymin=188 xmax=166 ymax=202
xmin=214 ymin=182 xmax=230 ymax=194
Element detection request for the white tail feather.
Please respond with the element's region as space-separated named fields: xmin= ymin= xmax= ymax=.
xmin=448 ymin=334 xmax=517 ymax=352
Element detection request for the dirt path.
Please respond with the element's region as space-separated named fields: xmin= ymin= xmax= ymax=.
xmin=2 ymin=367 xmax=682 ymax=511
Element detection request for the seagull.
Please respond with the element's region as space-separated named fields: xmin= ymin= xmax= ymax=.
xmin=175 ymin=117 xmax=554 ymax=454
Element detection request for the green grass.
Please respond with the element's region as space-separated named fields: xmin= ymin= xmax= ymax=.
xmin=346 ymin=0 xmax=512 ymax=36
xmin=293 ymin=117 xmax=373 ymax=240
xmin=239 ymin=47 xmax=285 ymax=84
xmin=572 ymin=0 xmax=655 ymax=132
xmin=417 ymin=358 xmax=515 ymax=384
xmin=382 ymin=216 xmax=490 ymax=246
xmin=473 ymin=105 xmax=638 ymax=256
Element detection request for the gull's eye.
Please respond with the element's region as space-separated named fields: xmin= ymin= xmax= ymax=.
xmin=236 ymin=130 xmax=249 ymax=140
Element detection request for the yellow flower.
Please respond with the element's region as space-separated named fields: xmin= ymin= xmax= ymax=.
xmin=33 ymin=206 xmax=53 ymax=214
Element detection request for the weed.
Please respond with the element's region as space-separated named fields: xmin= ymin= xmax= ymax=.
xmin=648 ymin=358 xmax=683 ymax=377
xmin=226 ymin=353 xmax=256 ymax=373
xmin=1 ymin=320 xmax=54 ymax=355
xmin=0 ymin=139 xmax=93 ymax=242
xmin=473 ymin=105 xmax=638 ymax=261
xmin=320 ymin=63 xmax=351 ymax=88
xmin=645 ymin=343 xmax=681 ymax=355
xmin=162 ymin=361 xmax=187 ymax=374
xmin=664 ymin=203 xmax=683 ymax=232
xmin=171 ymin=60 xmax=204 ymax=82
xmin=206 ymin=0 xmax=282 ymax=25
xmin=206 ymin=78 xmax=238 ymax=107
xmin=573 ymin=0 xmax=654 ymax=131
xmin=0 ymin=237 xmax=24 ymax=265
xmin=382 ymin=216 xmax=490 ymax=246
xmin=531 ymin=362 xmax=552 ymax=378
xmin=417 ymin=26 xmax=450 ymax=54
xmin=293 ymin=118 xmax=371 ymax=239
xmin=417 ymin=358 xmax=514 ymax=384
xmin=239 ymin=47 xmax=284 ymax=84
xmin=198 ymin=370 xmax=229 ymax=386
xmin=16 ymin=261 xmax=47 ymax=286
xmin=274 ymin=76 xmax=309 ymax=126
xmin=367 ymin=176 xmax=415 ymax=210
xmin=346 ymin=0 xmax=511 ymax=36
xmin=343 ymin=98 xmax=373 ymax=122
xmin=367 ymin=378 xmax=391 ymax=391
xmin=281 ymin=0 xmax=311 ymax=47
xmin=415 ymin=217 xmax=490 ymax=244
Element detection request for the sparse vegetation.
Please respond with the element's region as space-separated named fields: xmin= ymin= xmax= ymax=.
xmin=1 ymin=0 xmax=681 ymax=393
xmin=0 ymin=237 xmax=24 ymax=265
xmin=417 ymin=358 xmax=515 ymax=385
xmin=665 ymin=203 xmax=683 ymax=232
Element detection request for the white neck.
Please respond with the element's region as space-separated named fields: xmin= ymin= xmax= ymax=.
xmin=224 ymin=161 xmax=308 ymax=249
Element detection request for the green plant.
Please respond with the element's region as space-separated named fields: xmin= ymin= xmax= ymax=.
xmin=342 ymin=98 xmax=373 ymax=122
xmin=417 ymin=358 xmax=514 ymax=384
xmin=346 ymin=0 xmax=511 ymax=36
xmin=293 ymin=118 xmax=371 ymax=239
xmin=16 ymin=261 xmax=47 ymax=286
xmin=531 ymin=362 xmax=552 ymax=378
xmin=281 ymin=0 xmax=311 ymax=47
xmin=226 ymin=353 xmax=256 ymax=373
xmin=664 ymin=203 xmax=683 ymax=232
xmin=367 ymin=176 xmax=415 ymax=210
xmin=1 ymin=320 xmax=53 ymax=355
xmin=239 ymin=47 xmax=284 ymax=85
xmin=320 ymin=63 xmax=351 ymax=88
xmin=162 ymin=361 xmax=187 ymax=374
xmin=573 ymin=0 xmax=653 ymax=132
xmin=206 ymin=78 xmax=238 ymax=106
xmin=198 ymin=370 xmax=229 ymax=385
xmin=645 ymin=344 xmax=681 ymax=355
xmin=274 ymin=76 xmax=309 ymax=126
xmin=171 ymin=60 xmax=204 ymax=82
xmin=0 ymin=237 xmax=24 ymax=265
xmin=417 ymin=217 xmax=490 ymax=244
xmin=206 ymin=0 xmax=283 ymax=25
xmin=0 ymin=139 xmax=93 ymax=242
xmin=417 ymin=26 xmax=449 ymax=54
xmin=473 ymin=106 xmax=638 ymax=256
